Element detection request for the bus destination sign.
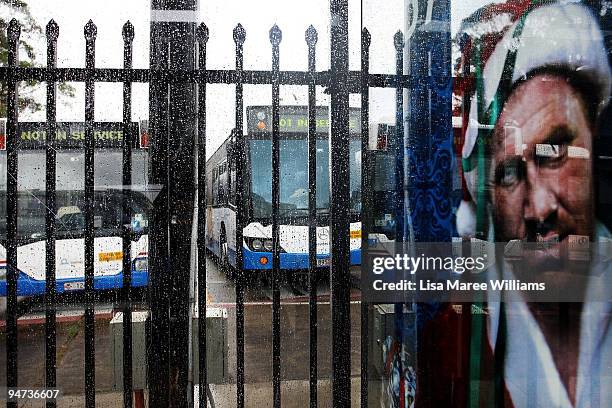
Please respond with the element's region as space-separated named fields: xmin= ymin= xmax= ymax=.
xmin=247 ymin=106 xmax=361 ymax=135
xmin=14 ymin=122 xmax=140 ymax=150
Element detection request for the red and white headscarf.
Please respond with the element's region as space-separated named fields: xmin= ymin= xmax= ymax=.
xmin=455 ymin=0 xmax=611 ymax=238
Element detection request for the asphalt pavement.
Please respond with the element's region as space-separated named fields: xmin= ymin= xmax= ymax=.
xmin=0 ymin=256 xmax=364 ymax=407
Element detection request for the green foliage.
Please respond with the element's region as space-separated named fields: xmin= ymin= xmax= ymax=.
xmin=0 ymin=0 xmax=75 ymax=117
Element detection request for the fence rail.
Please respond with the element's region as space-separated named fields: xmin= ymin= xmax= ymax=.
xmin=0 ymin=68 xmax=460 ymax=89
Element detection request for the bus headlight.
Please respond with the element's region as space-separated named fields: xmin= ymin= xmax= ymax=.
xmin=251 ymin=239 xmax=264 ymax=251
xmin=264 ymin=239 xmax=273 ymax=251
xmin=244 ymin=237 xmax=284 ymax=253
xmin=133 ymin=258 xmax=148 ymax=271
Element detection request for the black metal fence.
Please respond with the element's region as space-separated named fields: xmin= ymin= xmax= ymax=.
xmin=0 ymin=0 xmax=435 ymax=406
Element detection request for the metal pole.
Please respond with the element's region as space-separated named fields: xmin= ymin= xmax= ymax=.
xmin=196 ymin=21 xmax=209 ymax=408
xmin=329 ymin=0 xmax=351 ymax=406
xmin=149 ymin=5 xmax=170 ymax=406
xmin=149 ymin=1 xmax=199 ymax=406
xmin=360 ymin=27 xmax=371 ymax=408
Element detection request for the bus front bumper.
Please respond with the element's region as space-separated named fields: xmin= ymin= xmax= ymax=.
xmin=0 ymin=270 xmax=149 ymax=297
xmin=242 ymin=247 xmax=361 ymax=270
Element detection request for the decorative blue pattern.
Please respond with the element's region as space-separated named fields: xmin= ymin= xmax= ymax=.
xmin=406 ymin=0 xmax=452 ymax=243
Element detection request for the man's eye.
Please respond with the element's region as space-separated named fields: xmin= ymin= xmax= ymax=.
xmin=495 ymin=162 xmax=522 ymax=187
xmin=500 ymin=166 xmax=519 ymax=186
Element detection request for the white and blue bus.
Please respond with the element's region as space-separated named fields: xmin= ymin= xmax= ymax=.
xmin=0 ymin=121 xmax=151 ymax=296
xmin=206 ymin=106 xmax=363 ymax=276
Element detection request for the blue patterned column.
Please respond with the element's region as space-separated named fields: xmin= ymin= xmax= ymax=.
xmin=406 ymin=0 xmax=452 ymax=243
xmin=407 ymin=0 xmax=452 ymax=406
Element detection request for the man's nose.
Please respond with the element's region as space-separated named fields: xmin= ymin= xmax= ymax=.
xmin=524 ymin=172 xmax=558 ymax=223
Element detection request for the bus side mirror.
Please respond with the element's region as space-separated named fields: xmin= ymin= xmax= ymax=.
xmin=227 ymin=128 xmax=239 ymax=161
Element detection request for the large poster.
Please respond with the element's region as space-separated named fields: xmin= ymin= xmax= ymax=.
xmin=414 ymin=0 xmax=612 ymax=407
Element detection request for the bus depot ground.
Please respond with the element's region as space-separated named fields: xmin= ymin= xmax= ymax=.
xmin=0 ymin=256 xmax=363 ymax=407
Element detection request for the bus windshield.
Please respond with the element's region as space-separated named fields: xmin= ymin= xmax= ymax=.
xmin=0 ymin=189 xmax=150 ymax=243
xmin=249 ymin=138 xmax=361 ymax=219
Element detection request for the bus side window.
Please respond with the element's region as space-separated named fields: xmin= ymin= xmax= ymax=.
xmin=229 ymin=156 xmax=236 ymax=206
xmin=212 ymin=167 xmax=219 ymax=206
xmin=17 ymin=192 xmax=46 ymax=240
xmin=218 ymin=162 xmax=227 ymax=205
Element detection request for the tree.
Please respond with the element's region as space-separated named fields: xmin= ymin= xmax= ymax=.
xmin=0 ymin=0 xmax=74 ymax=117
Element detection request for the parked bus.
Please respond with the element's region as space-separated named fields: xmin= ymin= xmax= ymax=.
xmin=0 ymin=121 xmax=151 ymax=296
xmin=205 ymin=106 xmax=362 ymax=279
xmin=369 ymin=123 xmax=400 ymax=243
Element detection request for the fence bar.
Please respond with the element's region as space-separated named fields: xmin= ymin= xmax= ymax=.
xmin=392 ymin=35 xmax=408 ymax=397
xmin=196 ymin=22 xmax=209 ymax=408
xmin=83 ymin=20 xmax=97 ymax=408
xmin=269 ymin=24 xmax=283 ymax=408
xmin=329 ymin=0 xmax=351 ymax=406
xmin=233 ymin=23 xmax=246 ymax=408
xmin=44 ymin=19 xmax=59 ymax=408
xmin=121 ymin=21 xmax=135 ymax=408
xmin=305 ymin=24 xmax=318 ymax=408
xmin=148 ymin=34 xmax=170 ymax=407
xmin=393 ymin=31 xmax=405 ymax=242
xmin=5 ymin=19 xmax=20 ymax=408
xmin=360 ymin=27 xmax=371 ymax=408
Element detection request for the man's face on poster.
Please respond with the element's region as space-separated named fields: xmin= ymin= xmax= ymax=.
xmin=491 ymin=73 xmax=594 ymax=274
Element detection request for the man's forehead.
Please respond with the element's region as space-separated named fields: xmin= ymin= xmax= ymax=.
xmin=493 ymin=75 xmax=588 ymax=150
